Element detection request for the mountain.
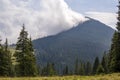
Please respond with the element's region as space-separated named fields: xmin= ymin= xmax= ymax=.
xmin=33 ymin=18 xmax=114 ymax=70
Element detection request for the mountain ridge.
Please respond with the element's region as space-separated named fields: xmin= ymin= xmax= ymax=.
xmin=33 ymin=18 xmax=114 ymax=70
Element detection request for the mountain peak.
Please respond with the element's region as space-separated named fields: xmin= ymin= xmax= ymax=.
xmin=33 ymin=18 xmax=114 ymax=70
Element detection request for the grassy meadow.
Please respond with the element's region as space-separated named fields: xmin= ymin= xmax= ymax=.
xmin=0 ymin=73 xmax=120 ymax=80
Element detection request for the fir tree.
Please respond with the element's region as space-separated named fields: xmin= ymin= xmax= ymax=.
xmin=41 ymin=63 xmax=56 ymax=76
xmin=109 ymin=0 xmax=120 ymax=72
xmin=0 ymin=38 xmax=12 ymax=76
xmin=14 ymin=24 xmax=37 ymax=76
xmin=74 ymin=58 xmax=79 ymax=75
xmin=0 ymin=40 xmax=4 ymax=76
xmin=85 ymin=61 xmax=92 ymax=75
xmin=41 ymin=66 xmax=48 ymax=76
xmin=79 ymin=62 xmax=85 ymax=75
xmin=63 ymin=65 xmax=69 ymax=75
xmin=48 ymin=63 xmax=56 ymax=76
xmin=101 ymin=53 xmax=108 ymax=73
xmin=4 ymin=38 xmax=13 ymax=76
xmin=96 ymin=65 xmax=104 ymax=74
xmin=92 ymin=57 xmax=99 ymax=74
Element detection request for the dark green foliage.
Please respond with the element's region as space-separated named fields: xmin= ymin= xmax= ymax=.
xmin=101 ymin=53 xmax=108 ymax=73
xmin=37 ymin=65 xmax=42 ymax=76
xmin=48 ymin=63 xmax=56 ymax=76
xmin=41 ymin=63 xmax=56 ymax=76
xmin=109 ymin=1 xmax=120 ymax=73
xmin=41 ymin=66 xmax=48 ymax=76
xmin=79 ymin=62 xmax=85 ymax=75
xmin=74 ymin=58 xmax=79 ymax=75
xmin=0 ymin=38 xmax=12 ymax=77
xmin=96 ymin=65 xmax=104 ymax=74
xmin=14 ymin=25 xmax=38 ymax=76
xmin=0 ymin=45 xmax=6 ymax=76
xmin=63 ymin=65 xmax=69 ymax=75
xmin=109 ymin=32 xmax=120 ymax=72
xmin=92 ymin=57 xmax=99 ymax=74
xmin=74 ymin=60 xmax=92 ymax=76
xmin=85 ymin=61 xmax=92 ymax=75
xmin=4 ymin=39 xmax=13 ymax=76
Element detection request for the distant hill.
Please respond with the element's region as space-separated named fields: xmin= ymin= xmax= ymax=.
xmin=33 ymin=18 xmax=114 ymax=70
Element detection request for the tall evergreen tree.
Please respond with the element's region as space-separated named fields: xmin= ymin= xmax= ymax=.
xmin=101 ymin=53 xmax=108 ymax=73
xmin=63 ymin=65 xmax=69 ymax=75
xmin=79 ymin=62 xmax=85 ymax=75
xmin=48 ymin=63 xmax=56 ymax=76
xmin=41 ymin=65 xmax=48 ymax=76
xmin=41 ymin=63 xmax=56 ymax=76
xmin=14 ymin=24 xmax=37 ymax=76
xmin=109 ymin=0 xmax=120 ymax=72
xmin=0 ymin=39 xmax=4 ymax=76
xmin=4 ymin=38 xmax=13 ymax=76
xmin=74 ymin=58 xmax=79 ymax=75
xmin=85 ymin=61 xmax=92 ymax=75
xmin=96 ymin=65 xmax=104 ymax=74
xmin=92 ymin=57 xmax=99 ymax=74
xmin=0 ymin=38 xmax=12 ymax=76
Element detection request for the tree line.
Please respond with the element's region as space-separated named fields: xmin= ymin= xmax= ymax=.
xmin=0 ymin=0 xmax=120 ymax=77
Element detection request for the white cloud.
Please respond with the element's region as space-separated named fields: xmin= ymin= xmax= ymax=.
xmin=0 ymin=0 xmax=86 ymax=44
xmin=85 ymin=12 xmax=117 ymax=30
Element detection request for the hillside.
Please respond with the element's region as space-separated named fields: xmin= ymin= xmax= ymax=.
xmin=33 ymin=18 xmax=114 ymax=69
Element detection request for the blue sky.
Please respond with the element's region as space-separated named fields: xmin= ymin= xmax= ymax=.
xmin=65 ymin=0 xmax=117 ymax=13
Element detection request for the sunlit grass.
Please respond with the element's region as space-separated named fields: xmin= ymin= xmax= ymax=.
xmin=0 ymin=73 xmax=120 ymax=80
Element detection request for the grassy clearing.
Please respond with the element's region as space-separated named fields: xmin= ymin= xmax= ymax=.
xmin=0 ymin=73 xmax=120 ymax=80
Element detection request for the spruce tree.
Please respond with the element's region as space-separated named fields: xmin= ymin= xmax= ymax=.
xmin=74 ymin=58 xmax=79 ymax=75
xmin=96 ymin=65 xmax=104 ymax=74
xmin=48 ymin=63 xmax=56 ymax=76
xmin=79 ymin=62 xmax=85 ymax=75
xmin=85 ymin=61 xmax=92 ymax=75
xmin=4 ymin=38 xmax=13 ymax=76
xmin=41 ymin=66 xmax=48 ymax=76
xmin=101 ymin=53 xmax=108 ymax=73
xmin=63 ymin=65 xmax=69 ymax=75
xmin=0 ymin=38 xmax=12 ymax=76
xmin=41 ymin=63 xmax=56 ymax=76
xmin=14 ymin=24 xmax=37 ymax=76
xmin=109 ymin=0 xmax=120 ymax=72
xmin=0 ymin=39 xmax=4 ymax=76
xmin=92 ymin=57 xmax=99 ymax=74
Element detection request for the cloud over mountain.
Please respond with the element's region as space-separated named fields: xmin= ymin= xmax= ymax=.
xmin=85 ymin=12 xmax=117 ymax=29
xmin=0 ymin=0 xmax=86 ymax=43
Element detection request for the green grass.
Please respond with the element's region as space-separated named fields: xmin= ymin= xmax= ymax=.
xmin=0 ymin=73 xmax=120 ymax=80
